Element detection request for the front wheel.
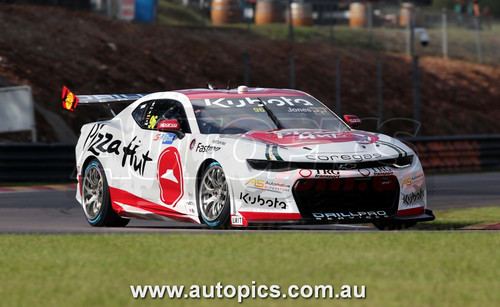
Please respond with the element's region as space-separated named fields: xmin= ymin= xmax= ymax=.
xmin=81 ymin=159 xmax=129 ymax=227
xmin=198 ymin=162 xmax=230 ymax=228
xmin=373 ymin=221 xmax=417 ymax=231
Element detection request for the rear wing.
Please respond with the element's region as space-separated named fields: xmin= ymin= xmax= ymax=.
xmin=61 ymin=86 xmax=147 ymax=114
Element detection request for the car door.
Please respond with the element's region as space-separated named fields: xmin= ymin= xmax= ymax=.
xmin=128 ymin=99 xmax=192 ymax=211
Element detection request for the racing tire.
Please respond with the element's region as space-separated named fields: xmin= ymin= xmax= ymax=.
xmin=82 ymin=160 xmax=130 ymax=227
xmin=373 ymin=221 xmax=417 ymax=231
xmin=198 ymin=161 xmax=230 ymax=228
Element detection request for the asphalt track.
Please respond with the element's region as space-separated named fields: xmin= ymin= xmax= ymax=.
xmin=0 ymin=173 xmax=498 ymax=234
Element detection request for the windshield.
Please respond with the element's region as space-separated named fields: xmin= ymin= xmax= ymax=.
xmin=191 ymin=96 xmax=349 ymax=134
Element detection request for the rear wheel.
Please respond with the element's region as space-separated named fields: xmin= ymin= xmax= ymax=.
xmin=198 ymin=162 xmax=230 ymax=228
xmin=373 ymin=221 xmax=417 ymax=231
xmin=82 ymin=160 xmax=129 ymax=227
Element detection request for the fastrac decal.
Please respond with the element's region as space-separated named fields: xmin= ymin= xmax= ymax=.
xmin=158 ymin=147 xmax=184 ymax=207
xmin=239 ymin=192 xmax=287 ymax=209
xmin=403 ymin=188 xmax=425 ymax=206
xmin=196 ymin=143 xmax=221 ymax=153
xmin=313 ymin=211 xmax=388 ymax=220
xmin=245 ymin=178 xmax=291 ymax=192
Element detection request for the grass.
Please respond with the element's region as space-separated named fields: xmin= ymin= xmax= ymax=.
xmin=157 ymin=0 xmax=208 ymax=26
xmin=156 ymin=1 xmax=500 ymax=65
xmin=0 ymin=207 xmax=499 ymax=306
xmin=415 ymin=206 xmax=500 ymax=230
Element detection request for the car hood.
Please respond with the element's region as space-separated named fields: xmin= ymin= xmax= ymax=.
xmin=235 ymin=129 xmax=413 ymax=163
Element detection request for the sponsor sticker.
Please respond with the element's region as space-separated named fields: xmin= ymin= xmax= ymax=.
xmin=239 ymin=192 xmax=287 ymax=210
xmin=158 ymin=147 xmax=184 ymax=207
xmin=402 ymin=188 xmax=425 ymax=206
xmin=312 ymin=211 xmax=388 ymax=220
xmin=196 ymin=143 xmax=221 ymax=153
xmin=231 ymin=215 xmax=244 ymax=226
xmin=245 ymin=178 xmax=291 ymax=192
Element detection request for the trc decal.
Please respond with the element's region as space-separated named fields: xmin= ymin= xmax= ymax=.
xmin=158 ymin=147 xmax=184 ymax=207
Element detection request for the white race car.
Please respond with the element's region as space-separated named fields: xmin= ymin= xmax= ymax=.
xmin=64 ymin=85 xmax=434 ymax=230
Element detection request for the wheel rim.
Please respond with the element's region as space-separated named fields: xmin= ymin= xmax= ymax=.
xmin=200 ymin=165 xmax=228 ymax=222
xmin=82 ymin=165 xmax=104 ymax=220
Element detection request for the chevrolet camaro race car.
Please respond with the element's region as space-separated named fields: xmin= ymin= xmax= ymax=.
xmin=63 ymin=85 xmax=434 ymax=230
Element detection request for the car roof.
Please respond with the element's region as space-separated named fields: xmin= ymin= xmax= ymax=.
xmin=176 ymin=87 xmax=310 ymax=100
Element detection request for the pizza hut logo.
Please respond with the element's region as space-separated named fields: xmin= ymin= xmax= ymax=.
xmin=158 ymin=147 xmax=184 ymax=207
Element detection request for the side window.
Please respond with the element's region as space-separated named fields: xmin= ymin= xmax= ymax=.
xmin=132 ymin=100 xmax=191 ymax=133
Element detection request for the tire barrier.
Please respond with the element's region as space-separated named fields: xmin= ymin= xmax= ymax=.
xmin=404 ymin=135 xmax=500 ymax=173
xmin=1 ymin=135 xmax=499 ymax=182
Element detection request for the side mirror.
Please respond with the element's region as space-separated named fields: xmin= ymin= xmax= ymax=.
xmin=157 ymin=120 xmax=185 ymax=139
xmin=343 ymin=115 xmax=361 ymax=128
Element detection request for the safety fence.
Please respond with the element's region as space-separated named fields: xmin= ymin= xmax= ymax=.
xmin=1 ymin=135 xmax=499 ymax=182
xmin=407 ymin=134 xmax=500 ymax=173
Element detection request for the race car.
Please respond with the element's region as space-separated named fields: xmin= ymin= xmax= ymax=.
xmin=64 ymin=85 xmax=434 ymax=230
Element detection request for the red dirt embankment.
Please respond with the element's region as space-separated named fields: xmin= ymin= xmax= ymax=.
xmin=0 ymin=4 xmax=499 ymax=141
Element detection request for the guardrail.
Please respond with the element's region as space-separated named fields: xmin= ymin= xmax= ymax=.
xmin=1 ymin=135 xmax=499 ymax=182
xmin=0 ymin=143 xmax=75 ymax=182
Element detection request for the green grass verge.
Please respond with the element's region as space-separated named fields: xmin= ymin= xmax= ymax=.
xmin=415 ymin=206 xmax=500 ymax=230
xmin=0 ymin=225 xmax=499 ymax=305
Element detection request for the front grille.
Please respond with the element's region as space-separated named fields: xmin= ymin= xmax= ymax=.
xmin=292 ymin=176 xmax=400 ymax=218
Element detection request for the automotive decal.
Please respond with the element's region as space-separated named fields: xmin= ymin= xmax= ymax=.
xmin=244 ymin=178 xmax=291 ymax=192
xmin=158 ymin=147 xmax=184 ymax=207
xmin=247 ymin=130 xmax=379 ymax=147
xmin=62 ymin=86 xmax=79 ymax=111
